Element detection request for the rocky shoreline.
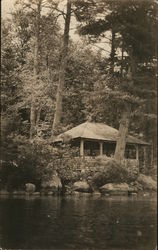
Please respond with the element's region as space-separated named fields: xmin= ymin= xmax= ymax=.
xmin=0 ymin=190 xmax=156 ymax=198
xmin=0 ymin=173 xmax=157 ymax=197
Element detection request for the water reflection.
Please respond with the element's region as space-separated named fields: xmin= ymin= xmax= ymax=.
xmin=0 ymin=195 xmax=157 ymax=249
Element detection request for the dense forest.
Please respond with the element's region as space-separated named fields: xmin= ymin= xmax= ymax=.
xmin=1 ymin=0 xmax=157 ymax=191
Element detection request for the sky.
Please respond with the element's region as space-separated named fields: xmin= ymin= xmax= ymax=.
xmin=1 ymin=0 xmax=80 ymax=42
xmin=2 ymin=0 xmax=69 ymax=19
xmin=1 ymin=0 xmax=111 ymax=57
xmin=2 ymin=0 xmax=15 ymax=18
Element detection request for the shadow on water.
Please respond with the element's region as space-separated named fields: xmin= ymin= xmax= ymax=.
xmin=0 ymin=195 xmax=157 ymax=250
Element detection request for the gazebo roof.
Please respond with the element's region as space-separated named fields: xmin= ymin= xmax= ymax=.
xmin=54 ymin=121 xmax=149 ymax=146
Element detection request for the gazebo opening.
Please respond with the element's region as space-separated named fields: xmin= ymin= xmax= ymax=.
xmin=103 ymin=142 xmax=116 ymax=157
xmin=125 ymin=144 xmax=137 ymax=159
xmin=84 ymin=140 xmax=100 ymax=156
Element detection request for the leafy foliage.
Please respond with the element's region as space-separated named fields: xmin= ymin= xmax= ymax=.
xmin=91 ymin=159 xmax=137 ymax=188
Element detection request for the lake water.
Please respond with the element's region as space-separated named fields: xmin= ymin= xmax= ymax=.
xmin=0 ymin=195 xmax=157 ymax=250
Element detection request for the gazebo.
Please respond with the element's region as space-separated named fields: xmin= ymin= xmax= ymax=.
xmin=54 ymin=121 xmax=150 ymax=168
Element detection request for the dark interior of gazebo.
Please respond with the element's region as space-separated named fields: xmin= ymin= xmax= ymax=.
xmin=71 ymin=138 xmax=137 ymax=159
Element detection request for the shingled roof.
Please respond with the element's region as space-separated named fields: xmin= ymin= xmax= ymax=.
xmin=54 ymin=121 xmax=149 ymax=146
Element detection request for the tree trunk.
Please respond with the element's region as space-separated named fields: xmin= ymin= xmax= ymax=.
xmin=114 ymin=108 xmax=130 ymax=163
xmin=114 ymin=51 xmax=136 ymax=163
xmin=36 ymin=106 xmax=42 ymax=126
xmin=30 ymin=101 xmax=36 ymax=139
xmin=52 ymin=0 xmax=71 ymax=136
xmin=120 ymin=41 xmax=124 ymax=77
xmin=110 ymin=29 xmax=116 ymax=74
xmin=30 ymin=0 xmax=41 ymax=139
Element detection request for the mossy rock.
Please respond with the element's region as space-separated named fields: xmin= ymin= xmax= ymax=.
xmin=137 ymin=174 xmax=157 ymax=191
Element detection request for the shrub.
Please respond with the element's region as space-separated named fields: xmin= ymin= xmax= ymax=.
xmin=91 ymin=159 xmax=131 ymax=188
xmin=0 ymin=136 xmax=83 ymax=190
xmin=0 ymin=136 xmax=56 ymax=191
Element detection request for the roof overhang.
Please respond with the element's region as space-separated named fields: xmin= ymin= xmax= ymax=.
xmin=52 ymin=122 xmax=150 ymax=146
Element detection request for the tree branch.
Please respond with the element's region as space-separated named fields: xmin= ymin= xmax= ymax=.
xmin=90 ymin=44 xmax=111 ymax=54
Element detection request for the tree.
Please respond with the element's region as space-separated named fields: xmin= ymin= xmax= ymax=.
xmin=111 ymin=1 xmax=157 ymax=162
xmin=75 ymin=0 xmax=158 ymax=162
xmin=62 ymin=43 xmax=101 ymax=127
xmin=13 ymin=0 xmax=61 ymax=139
xmin=114 ymin=67 xmax=133 ymax=163
xmin=1 ymin=19 xmax=23 ymax=139
xmin=29 ymin=0 xmax=42 ymax=139
xmin=52 ymin=0 xmax=72 ymax=136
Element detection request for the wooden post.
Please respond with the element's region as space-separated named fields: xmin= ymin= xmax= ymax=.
xmin=136 ymin=145 xmax=139 ymax=170
xmin=100 ymin=142 xmax=103 ymax=157
xmin=150 ymin=144 xmax=153 ymax=167
xmin=136 ymin=145 xmax=139 ymax=160
xmin=143 ymin=146 xmax=147 ymax=173
xmin=80 ymin=139 xmax=84 ymax=157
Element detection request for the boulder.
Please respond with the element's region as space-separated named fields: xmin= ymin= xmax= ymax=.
xmin=73 ymin=181 xmax=91 ymax=193
xmin=72 ymin=191 xmax=80 ymax=196
xmin=25 ymin=183 xmax=36 ymax=194
xmin=130 ymin=192 xmax=138 ymax=196
xmin=47 ymin=191 xmax=54 ymax=196
xmin=41 ymin=171 xmax=62 ymax=193
xmin=137 ymin=174 xmax=157 ymax=191
xmin=78 ymin=192 xmax=91 ymax=197
xmin=33 ymin=192 xmax=40 ymax=196
xmin=64 ymin=185 xmax=73 ymax=195
xmin=0 ymin=190 xmax=9 ymax=195
xmin=12 ymin=191 xmax=26 ymax=195
xmin=129 ymin=181 xmax=143 ymax=191
xmin=93 ymin=191 xmax=101 ymax=196
xmin=128 ymin=187 xmax=138 ymax=194
xmin=72 ymin=191 xmax=91 ymax=197
xmin=100 ymin=183 xmax=130 ymax=195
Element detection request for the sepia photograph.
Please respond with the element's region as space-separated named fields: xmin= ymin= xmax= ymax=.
xmin=1 ymin=0 xmax=157 ymax=249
